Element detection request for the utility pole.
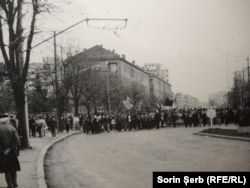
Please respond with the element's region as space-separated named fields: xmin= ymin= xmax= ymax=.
xmin=54 ymin=31 xmax=59 ymax=94
xmin=53 ymin=31 xmax=63 ymax=131
xmin=106 ymin=62 xmax=111 ymax=113
xmin=226 ymin=53 xmax=230 ymax=92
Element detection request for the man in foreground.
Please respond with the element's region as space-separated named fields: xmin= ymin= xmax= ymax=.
xmin=0 ymin=113 xmax=21 ymax=188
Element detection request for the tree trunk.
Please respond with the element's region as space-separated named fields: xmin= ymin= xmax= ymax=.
xmin=74 ymin=98 xmax=79 ymax=116
xmin=13 ymin=83 xmax=30 ymax=148
xmin=93 ymin=97 xmax=97 ymax=115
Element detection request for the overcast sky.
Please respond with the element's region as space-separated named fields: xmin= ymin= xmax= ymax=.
xmin=26 ymin=0 xmax=250 ymax=102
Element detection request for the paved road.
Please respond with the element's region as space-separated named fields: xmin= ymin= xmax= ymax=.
xmin=45 ymin=126 xmax=250 ymax=188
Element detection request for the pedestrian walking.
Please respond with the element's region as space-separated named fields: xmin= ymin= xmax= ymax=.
xmin=154 ymin=111 xmax=161 ymax=129
xmin=0 ymin=113 xmax=21 ymax=188
xmin=64 ymin=116 xmax=70 ymax=133
xmin=29 ymin=116 xmax=36 ymax=137
xmin=50 ymin=117 xmax=57 ymax=137
xmin=201 ymin=110 xmax=207 ymax=126
xmin=110 ymin=116 xmax=116 ymax=131
xmin=9 ymin=115 xmax=18 ymax=131
xmin=35 ymin=116 xmax=46 ymax=138
xmin=36 ymin=117 xmax=41 ymax=137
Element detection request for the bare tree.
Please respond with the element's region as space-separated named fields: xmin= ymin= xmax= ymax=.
xmin=108 ymin=74 xmax=125 ymax=113
xmin=0 ymin=0 xmax=51 ymax=147
xmin=79 ymin=66 xmax=104 ymax=118
xmin=82 ymin=65 xmax=106 ymax=115
xmin=65 ymin=48 xmax=85 ymax=116
xmin=129 ymin=82 xmax=147 ymax=110
xmin=66 ymin=56 xmax=108 ymax=117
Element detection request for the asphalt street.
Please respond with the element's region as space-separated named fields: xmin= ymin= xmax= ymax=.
xmin=45 ymin=126 xmax=250 ymax=188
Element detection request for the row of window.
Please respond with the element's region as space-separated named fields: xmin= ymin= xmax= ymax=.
xmin=122 ymin=62 xmax=148 ymax=82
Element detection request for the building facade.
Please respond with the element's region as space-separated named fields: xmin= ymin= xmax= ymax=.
xmin=143 ymin=63 xmax=169 ymax=82
xmin=68 ymin=45 xmax=172 ymax=113
xmin=228 ymin=68 xmax=250 ymax=108
xmin=149 ymin=75 xmax=172 ymax=105
xmin=208 ymin=91 xmax=228 ymax=108
xmin=174 ymin=92 xmax=200 ymax=109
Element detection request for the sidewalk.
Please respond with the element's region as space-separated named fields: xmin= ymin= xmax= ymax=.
xmin=0 ymin=130 xmax=81 ymax=188
xmin=193 ymin=124 xmax=250 ymax=142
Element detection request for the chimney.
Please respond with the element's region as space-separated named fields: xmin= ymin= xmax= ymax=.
xmin=100 ymin=44 xmax=103 ymax=48
xmin=112 ymin=49 xmax=115 ymax=53
xmin=83 ymin=48 xmax=86 ymax=52
xmin=122 ymin=54 xmax=126 ymax=59
xmin=132 ymin=60 xmax=135 ymax=65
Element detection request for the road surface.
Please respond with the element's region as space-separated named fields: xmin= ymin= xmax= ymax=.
xmin=45 ymin=126 xmax=250 ymax=188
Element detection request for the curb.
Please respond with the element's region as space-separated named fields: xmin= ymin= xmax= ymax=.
xmin=193 ymin=132 xmax=250 ymax=142
xmin=36 ymin=131 xmax=82 ymax=188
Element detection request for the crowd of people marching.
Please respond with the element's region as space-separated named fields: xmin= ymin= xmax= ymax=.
xmin=8 ymin=107 xmax=249 ymax=138
xmin=79 ymin=107 xmax=249 ymax=134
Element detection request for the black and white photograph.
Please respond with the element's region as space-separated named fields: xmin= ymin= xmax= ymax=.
xmin=0 ymin=0 xmax=250 ymax=188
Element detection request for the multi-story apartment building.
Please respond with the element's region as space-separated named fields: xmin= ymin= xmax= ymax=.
xmin=119 ymin=59 xmax=150 ymax=95
xmin=149 ymin=74 xmax=172 ymax=105
xmin=228 ymin=68 xmax=250 ymax=108
xmin=174 ymin=92 xmax=199 ymax=109
xmin=68 ymin=45 xmax=172 ymax=113
xmin=143 ymin=63 xmax=169 ymax=82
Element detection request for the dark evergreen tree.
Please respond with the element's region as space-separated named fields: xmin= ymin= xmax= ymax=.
xmin=28 ymin=73 xmax=50 ymax=113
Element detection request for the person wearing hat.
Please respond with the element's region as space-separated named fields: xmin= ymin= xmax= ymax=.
xmin=0 ymin=113 xmax=21 ymax=188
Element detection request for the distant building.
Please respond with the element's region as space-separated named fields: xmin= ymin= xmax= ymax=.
xmin=26 ymin=59 xmax=55 ymax=98
xmin=143 ymin=63 xmax=169 ymax=82
xmin=208 ymin=91 xmax=228 ymax=108
xmin=174 ymin=92 xmax=200 ymax=109
xmin=228 ymin=68 xmax=250 ymax=108
xmin=150 ymin=74 xmax=172 ymax=105
xmin=28 ymin=62 xmax=48 ymax=87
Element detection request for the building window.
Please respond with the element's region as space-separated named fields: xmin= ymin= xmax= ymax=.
xmin=109 ymin=63 xmax=117 ymax=72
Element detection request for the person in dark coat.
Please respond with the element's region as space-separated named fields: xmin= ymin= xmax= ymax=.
xmin=29 ymin=116 xmax=36 ymax=137
xmin=50 ymin=117 xmax=57 ymax=137
xmin=171 ymin=110 xmax=178 ymax=128
xmin=84 ymin=117 xmax=91 ymax=135
xmin=9 ymin=115 xmax=18 ymax=131
xmin=154 ymin=111 xmax=161 ymax=129
xmin=182 ymin=111 xmax=189 ymax=128
xmin=64 ymin=117 xmax=70 ymax=133
xmin=192 ymin=110 xmax=199 ymax=127
xmin=0 ymin=113 xmax=21 ymax=188
xmin=201 ymin=111 xmax=208 ymax=127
